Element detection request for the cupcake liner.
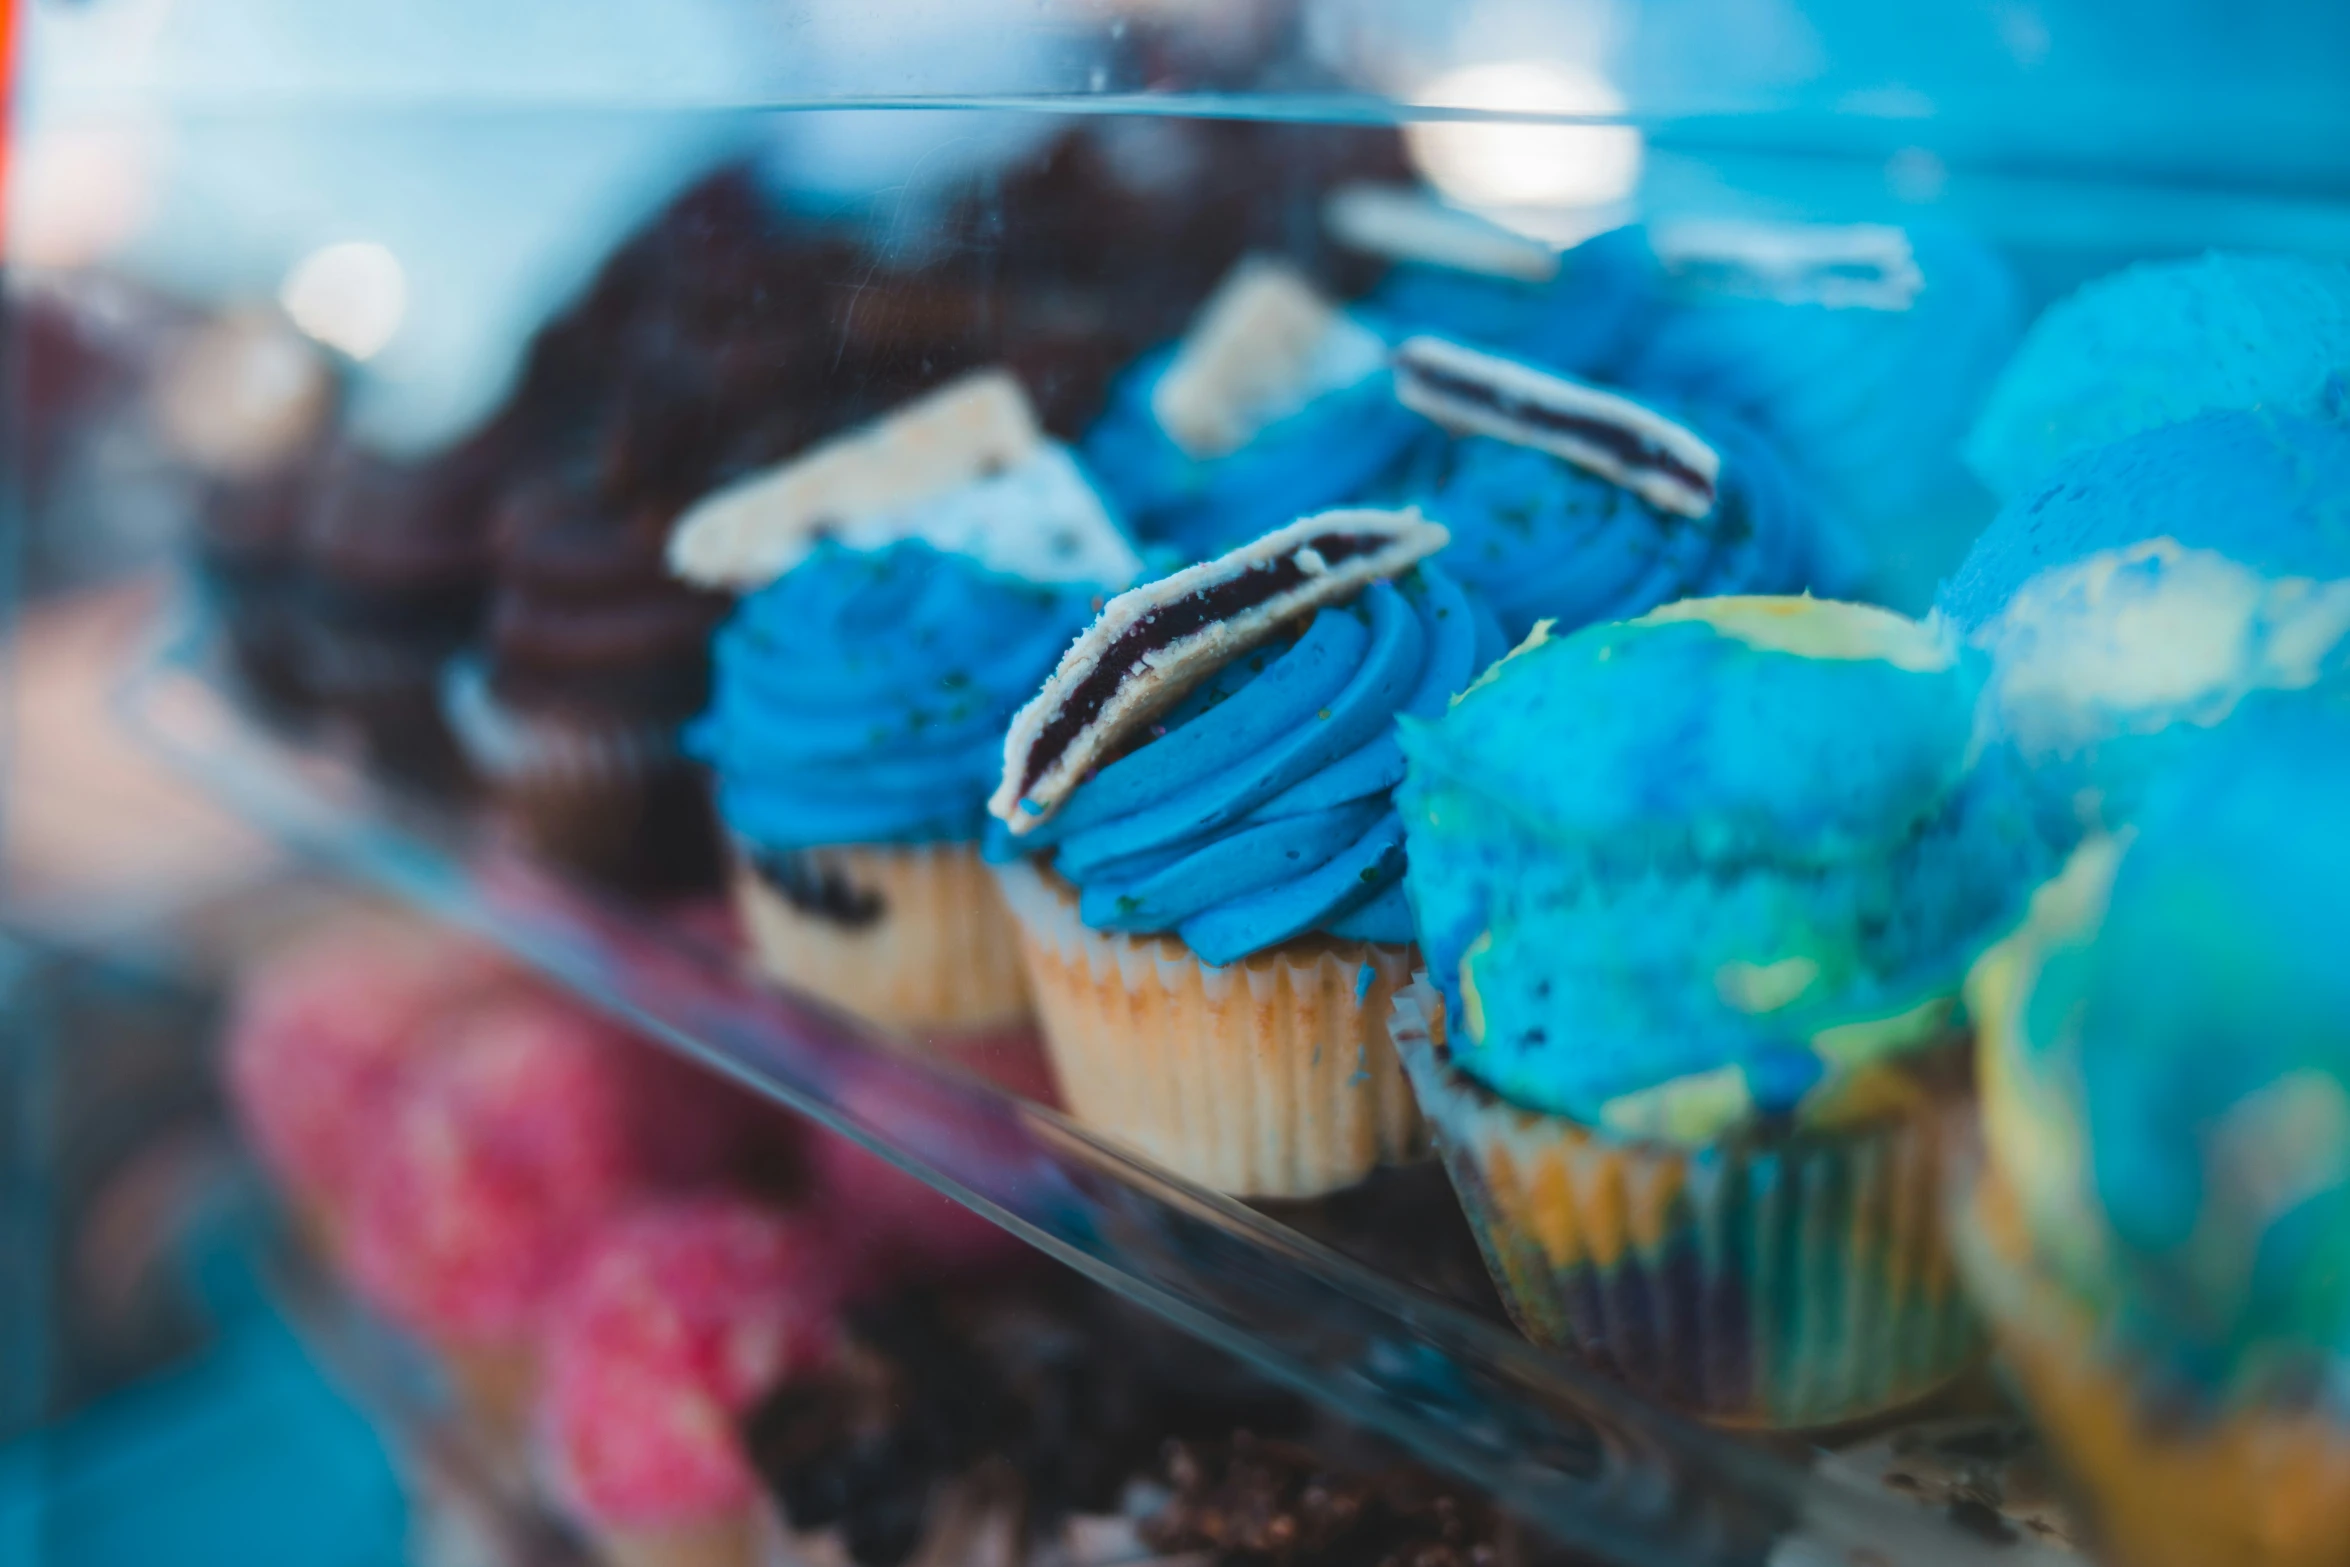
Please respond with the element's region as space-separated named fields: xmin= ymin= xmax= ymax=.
xmin=592 ymin=1511 xmax=761 ymax=1567
xmin=1958 ymin=1170 xmax=2350 ymax=1567
xmin=993 ymin=859 xmax=1423 ymax=1200
xmin=733 ymin=843 xmax=1032 ymax=1035
xmin=1392 ymin=979 xmax=1980 ymax=1428
xmin=442 ymin=1341 xmax=539 ymax=1472
xmin=444 ymin=658 xmax=722 ymax=893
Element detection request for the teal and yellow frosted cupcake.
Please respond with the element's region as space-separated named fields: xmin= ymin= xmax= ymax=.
xmin=1394 ymin=596 xmax=2049 ymax=1427
xmin=1960 ymin=690 xmax=2350 ymax=1567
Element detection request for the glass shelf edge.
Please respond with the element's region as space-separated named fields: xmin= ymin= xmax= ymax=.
xmin=115 ymin=608 xmax=2054 ymax=1567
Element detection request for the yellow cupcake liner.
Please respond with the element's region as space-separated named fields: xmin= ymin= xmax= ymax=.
xmin=1959 ymin=1169 xmax=2350 ymax=1567
xmin=591 ymin=1511 xmax=760 ymax=1567
xmin=1393 ymin=979 xmax=1980 ymax=1429
xmin=993 ymin=859 xmax=1424 ymax=1199
xmin=732 ymin=843 xmax=1032 ymax=1035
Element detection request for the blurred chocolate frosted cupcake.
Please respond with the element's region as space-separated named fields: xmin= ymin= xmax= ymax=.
xmin=194 ymin=460 xmax=322 ymax=723
xmin=447 ymin=462 xmax=728 ymax=895
xmin=300 ymin=437 xmax=501 ymax=792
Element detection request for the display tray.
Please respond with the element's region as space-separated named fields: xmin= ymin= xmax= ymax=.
xmin=121 ymin=606 xmax=2065 ymax=1567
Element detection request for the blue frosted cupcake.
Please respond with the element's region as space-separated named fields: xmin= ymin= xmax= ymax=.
xmin=1961 ymin=691 xmax=2350 ymax=1567
xmin=1080 ymin=258 xmax=1440 ymax=561
xmin=1394 ymin=335 xmax=1859 ymax=643
xmin=671 ymin=372 xmax=1134 ymax=1034
xmin=1621 ymin=221 xmax=2020 ymax=605
xmin=1393 ymin=596 xmax=2050 ymax=1426
xmin=990 ymin=511 xmax=1505 ymax=1198
xmin=1966 ymin=251 xmax=2350 ymax=503
xmin=1939 ymin=409 xmax=2350 ymax=839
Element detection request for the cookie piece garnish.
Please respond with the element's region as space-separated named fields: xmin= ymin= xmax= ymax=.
xmin=1394 ymin=335 xmax=1720 ymax=518
xmin=668 ymin=370 xmax=1141 ymax=591
xmin=1150 ymin=257 xmax=1390 ymax=460
xmin=1650 ymin=219 xmax=1924 ymax=311
xmin=991 ymin=508 xmax=1449 ymax=834
xmin=1322 ymin=182 xmax=1560 ymax=282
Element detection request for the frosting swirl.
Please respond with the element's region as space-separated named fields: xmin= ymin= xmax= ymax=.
xmin=1357 ymin=224 xmax=1662 ymax=377
xmin=1965 ymin=251 xmax=2350 ymax=503
xmin=692 ymin=540 xmax=1094 ymax=849
xmin=1622 ymin=222 xmax=2019 ymax=559
xmin=1400 ymin=598 xmax=2048 ymax=1140
xmin=1013 ymin=564 xmax=1504 ymax=964
xmin=1420 ymin=397 xmax=1854 ymax=643
xmin=1081 ymin=345 xmax=1439 ymax=562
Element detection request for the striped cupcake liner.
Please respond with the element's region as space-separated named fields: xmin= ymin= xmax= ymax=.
xmin=1392 ymin=979 xmax=1980 ymax=1428
xmin=994 ymin=859 xmax=1423 ymax=1200
xmin=734 ymin=842 xmax=1034 ymax=1036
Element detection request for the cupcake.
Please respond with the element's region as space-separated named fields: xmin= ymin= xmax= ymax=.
xmin=222 ymin=913 xmax=520 ymax=1250
xmin=1621 ymin=220 xmax=2019 ymax=605
xmin=345 ymin=992 xmax=648 ymax=1442
xmin=672 ymin=371 xmax=1136 ymax=1037
xmin=446 ymin=464 xmax=731 ymax=896
xmin=1393 ymin=596 xmax=2048 ymax=1426
xmin=1328 ymin=186 xmax=1661 ymax=378
xmin=1959 ymin=694 xmax=2350 ymax=1567
xmin=542 ymin=1197 xmax=843 ymax=1567
xmin=1965 ymin=251 xmax=2350 ymax=503
xmin=1394 ymin=334 xmax=1860 ymax=643
xmin=298 ymin=436 xmax=506 ymax=793
xmin=1937 ymin=410 xmax=2350 ymax=837
xmin=1080 ymin=257 xmax=1439 ymax=561
xmin=990 ymin=510 xmax=1504 ymax=1199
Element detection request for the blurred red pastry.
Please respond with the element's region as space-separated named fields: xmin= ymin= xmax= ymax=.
xmin=222 ymin=913 xmax=520 ymax=1248
xmin=541 ymin=1195 xmax=844 ymax=1567
xmin=345 ymin=992 xmax=648 ymax=1440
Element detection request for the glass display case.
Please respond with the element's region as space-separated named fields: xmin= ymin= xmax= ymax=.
xmin=12 ymin=3 xmax=2350 ymax=1564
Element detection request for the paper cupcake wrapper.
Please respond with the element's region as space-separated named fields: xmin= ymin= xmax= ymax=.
xmin=1957 ymin=1171 xmax=2350 ymax=1567
xmin=591 ymin=1512 xmax=761 ymax=1567
xmin=442 ymin=1341 xmax=539 ymax=1479
xmin=1392 ymin=979 xmax=1979 ymax=1428
xmin=993 ymin=859 xmax=1423 ymax=1200
xmin=734 ymin=843 xmax=1033 ymax=1035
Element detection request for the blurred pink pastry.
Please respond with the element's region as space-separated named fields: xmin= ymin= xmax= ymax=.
xmin=542 ymin=1195 xmax=843 ymax=1567
xmin=223 ymin=913 xmax=519 ymax=1239
xmin=346 ymin=992 xmax=648 ymax=1435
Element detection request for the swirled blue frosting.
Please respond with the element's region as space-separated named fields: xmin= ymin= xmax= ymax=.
xmin=1622 ymin=223 xmax=2020 ymax=598
xmin=1357 ymin=225 xmax=1662 ymax=378
xmin=1991 ymin=689 xmax=2350 ymax=1391
xmin=1011 ymin=564 xmax=1506 ymax=965
xmin=1966 ymin=252 xmax=2350 ymax=504
xmin=691 ymin=540 xmax=1095 ymax=849
xmin=1418 ymin=395 xmax=1863 ymax=644
xmin=1399 ymin=599 xmax=2048 ymax=1135
xmin=1079 ymin=347 xmax=1440 ymax=562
